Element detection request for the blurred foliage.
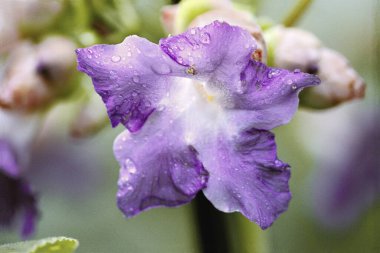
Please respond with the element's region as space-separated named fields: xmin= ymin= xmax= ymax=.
xmin=0 ymin=237 xmax=78 ymax=253
xmin=1 ymin=0 xmax=379 ymax=252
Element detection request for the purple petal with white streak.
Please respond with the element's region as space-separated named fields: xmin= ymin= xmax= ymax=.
xmin=114 ymin=111 xmax=208 ymax=217
xmin=197 ymin=129 xmax=291 ymax=229
xmin=76 ymin=36 xmax=185 ymax=132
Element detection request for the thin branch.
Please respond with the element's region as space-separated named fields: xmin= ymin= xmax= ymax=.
xmin=282 ymin=0 xmax=314 ymax=27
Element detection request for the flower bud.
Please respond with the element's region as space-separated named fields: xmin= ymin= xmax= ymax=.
xmin=265 ymin=26 xmax=365 ymax=108
xmin=16 ymin=0 xmax=63 ymax=37
xmin=0 ymin=3 xmax=19 ymax=54
xmin=0 ymin=36 xmax=77 ymax=112
xmin=69 ymin=91 xmax=108 ymax=138
xmin=160 ymin=4 xmax=179 ymax=35
xmin=300 ymin=48 xmax=365 ymax=108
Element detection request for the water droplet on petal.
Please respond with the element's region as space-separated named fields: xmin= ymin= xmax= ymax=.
xmin=190 ymin=28 xmax=196 ymax=35
xmin=151 ymin=63 xmax=171 ymax=75
xmin=292 ymin=84 xmax=297 ymax=90
xmin=157 ymin=105 xmax=166 ymax=111
xmin=286 ymin=79 xmax=293 ymax=85
xmin=111 ymin=55 xmax=121 ymax=62
xmin=124 ymin=158 xmax=137 ymax=174
xmin=293 ymin=68 xmax=301 ymax=73
xmin=268 ymin=69 xmax=280 ymax=78
xmin=133 ymin=76 xmax=140 ymax=83
xmin=200 ymin=32 xmax=211 ymax=44
xmin=127 ymin=52 xmax=132 ymax=57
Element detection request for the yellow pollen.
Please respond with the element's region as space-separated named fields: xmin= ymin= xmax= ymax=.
xmin=186 ymin=66 xmax=197 ymax=75
xmin=195 ymin=82 xmax=215 ymax=103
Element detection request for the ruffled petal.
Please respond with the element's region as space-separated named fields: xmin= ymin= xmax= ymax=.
xmin=196 ymin=128 xmax=291 ymax=229
xmin=76 ymin=36 xmax=185 ymax=132
xmin=226 ymin=61 xmax=320 ymax=130
xmin=160 ymin=21 xmax=256 ymax=88
xmin=160 ymin=22 xmax=319 ymax=130
xmin=114 ymin=110 xmax=208 ymax=217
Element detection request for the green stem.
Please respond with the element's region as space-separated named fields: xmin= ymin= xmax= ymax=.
xmin=282 ymin=0 xmax=313 ymax=27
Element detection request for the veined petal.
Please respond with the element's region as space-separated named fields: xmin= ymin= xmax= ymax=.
xmin=160 ymin=21 xmax=256 ymax=88
xmin=197 ymin=128 xmax=291 ymax=229
xmin=114 ymin=110 xmax=208 ymax=217
xmin=160 ymin=22 xmax=319 ymax=130
xmin=76 ymin=36 xmax=185 ymax=132
xmin=226 ymin=61 xmax=320 ymax=130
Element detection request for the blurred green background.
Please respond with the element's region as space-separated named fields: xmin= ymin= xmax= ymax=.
xmin=0 ymin=0 xmax=379 ymax=252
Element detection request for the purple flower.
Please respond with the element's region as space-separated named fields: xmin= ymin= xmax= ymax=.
xmin=0 ymin=139 xmax=38 ymax=238
xmin=76 ymin=21 xmax=320 ymax=229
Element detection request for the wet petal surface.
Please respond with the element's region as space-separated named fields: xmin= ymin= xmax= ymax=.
xmin=76 ymin=36 xmax=185 ymax=132
xmin=197 ymin=129 xmax=291 ymax=229
xmin=77 ymin=21 xmax=318 ymax=229
xmin=226 ymin=61 xmax=320 ymax=130
xmin=114 ymin=109 xmax=208 ymax=217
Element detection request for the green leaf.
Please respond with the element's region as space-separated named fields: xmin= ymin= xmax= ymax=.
xmin=0 ymin=237 xmax=79 ymax=253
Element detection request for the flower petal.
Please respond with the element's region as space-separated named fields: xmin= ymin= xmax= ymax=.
xmin=160 ymin=22 xmax=319 ymax=130
xmin=76 ymin=36 xmax=184 ymax=132
xmin=225 ymin=61 xmax=320 ymax=130
xmin=114 ymin=111 xmax=208 ymax=217
xmin=0 ymin=139 xmax=19 ymax=177
xmin=0 ymin=140 xmax=38 ymax=238
xmin=197 ymin=128 xmax=291 ymax=229
xmin=160 ymin=21 xmax=256 ymax=88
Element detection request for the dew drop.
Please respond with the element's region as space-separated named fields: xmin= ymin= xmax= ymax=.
xmin=124 ymin=159 xmax=137 ymax=174
xmin=190 ymin=28 xmax=196 ymax=35
xmin=200 ymin=32 xmax=211 ymax=44
xmin=292 ymin=84 xmax=297 ymax=90
xmin=132 ymin=76 xmax=140 ymax=83
xmin=286 ymin=79 xmax=293 ymax=85
xmin=157 ymin=105 xmax=166 ymax=111
xmin=119 ymin=172 xmax=130 ymax=184
xmin=268 ymin=69 xmax=280 ymax=78
xmin=111 ymin=55 xmax=121 ymax=62
xmin=127 ymin=185 xmax=134 ymax=191
xmin=152 ymin=63 xmax=171 ymax=75
xmin=293 ymin=68 xmax=301 ymax=73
